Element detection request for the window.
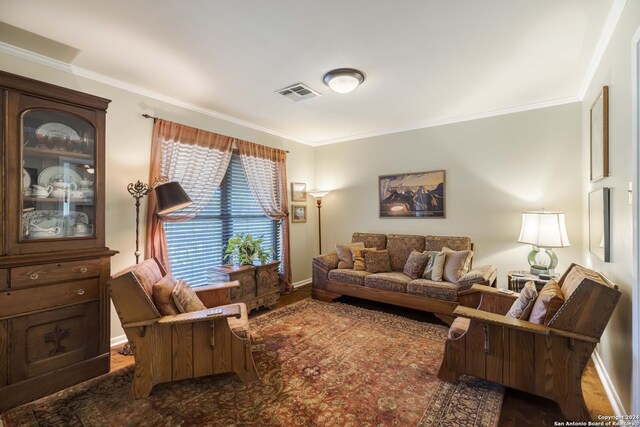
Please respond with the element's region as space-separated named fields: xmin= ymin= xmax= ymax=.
xmin=164 ymin=154 xmax=281 ymax=286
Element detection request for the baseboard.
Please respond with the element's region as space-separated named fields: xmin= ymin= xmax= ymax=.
xmin=293 ymin=278 xmax=312 ymax=288
xmin=110 ymin=334 xmax=128 ymax=348
xmin=592 ymin=350 xmax=626 ymax=416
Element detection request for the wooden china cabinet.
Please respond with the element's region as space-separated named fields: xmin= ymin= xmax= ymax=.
xmin=0 ymin=71 xmax=116 ymax=411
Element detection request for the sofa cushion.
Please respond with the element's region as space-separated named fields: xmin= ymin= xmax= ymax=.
xmin=403 ymin=250 xmax=431 ymax=279
xmin=386 ymin=234 xmax=426 ymax=271
xmin=328 ymin=269 xmax=372 ymax=286
xmin=458 ymin=264 xmax=497 ymax=289
xmin=352 ymin=232 xmax=387 ymax=249
xmin=172 ymin=279 xmax=207 ymax=313
xmin=425 ymin=235 xmax=472 ymax=252
xmin=352 ymin=247 xmax=378 ymax=271
xmin=336 ymin=242 xmax=365 ymax=269
xmin=506 ymin=281 xmax=538 ymax=319
xmin=365 ymin=250 xmax=392 ymax=273
xmin=448 ymin=317 xmax=470 ymax=340
xmin=529 ymin=279 xmax=564 ymax=325
xmin=442 ymin=247 xmax=473 ymax=284
xmin=407 ymin=279 xmax=459 ymax=302
xmin=152 ymin=274 xmax=180 ymax=315
xmin=364 ymin=272 xmax=411 ymax=292
xmin=423 ymin=251 xmax=446 ymax=281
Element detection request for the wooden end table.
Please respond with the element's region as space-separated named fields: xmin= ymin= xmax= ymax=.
xmin=507 ymin=270 xmax=558 ymax=292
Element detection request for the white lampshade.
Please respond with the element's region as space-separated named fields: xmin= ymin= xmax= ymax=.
xmin=517 ymin=211 xmax=570 ymax=248
xmin=308 ymin=190 xmax=330 ymax=199
xmin=323 ymin=69 xmax=365 ymax=94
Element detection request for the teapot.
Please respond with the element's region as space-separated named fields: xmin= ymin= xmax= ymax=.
xmin=28 ymin=222 xmax=61 ymax=238
xmin=31 ymin=184 xmax=53 ymax=198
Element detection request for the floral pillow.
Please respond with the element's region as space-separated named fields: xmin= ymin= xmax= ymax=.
xmin=403 ymin=250 xmax=431 ymax=279
xmin=365 ymin=250 xmax=392 ymax=273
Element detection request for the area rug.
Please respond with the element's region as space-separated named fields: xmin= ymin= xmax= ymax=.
xmin=2 ymin=299 xmax=503 ymax=426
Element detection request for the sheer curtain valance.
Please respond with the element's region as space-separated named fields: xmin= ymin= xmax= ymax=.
xmin=145 ymin=119 xmax=234 ymax=269
xmin=237 ymin=140 xmax=292 ymax=292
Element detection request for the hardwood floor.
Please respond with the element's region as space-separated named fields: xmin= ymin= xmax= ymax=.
xmin=111 ymin=285 xmax=614 ymax=426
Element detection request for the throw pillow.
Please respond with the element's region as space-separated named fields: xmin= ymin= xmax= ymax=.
xmin=528 ymin=279 xmax=564 ymax=325
xmin=442 ymin=247 xmax=474 ymax=284
xmin=336 ymin=242 xmax=365 ymax=269
xmin=364 ymin=250 xmax=392 ymax=273
xmin=423 ymin=251 xmax=446 ymax=281
xmin=152 ymin=274 xmax=180 ymax=315
xmin=353 ymin=247 xmax=376 ymax=271
xmin=506 ymin=281 xmax=538 ymax=319
xmin=172 ymin=279 xmax=207 ymax=313
xmin=403 ymin=250 xmax=431 ymax=279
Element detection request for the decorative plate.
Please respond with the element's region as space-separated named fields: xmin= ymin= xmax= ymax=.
xmin=23 ymin=168 xmax=31 ymax=189
xmin=22 ymin=210 xmax=89 ymax=238
xmin=38 ymin=166 xmax=82 ymax=188
xmin=35 ymin=122 xmax=80 ymax=141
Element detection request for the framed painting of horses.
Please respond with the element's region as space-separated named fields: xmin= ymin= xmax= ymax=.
xmin=379 ymin=170 xmax=445 ymax=218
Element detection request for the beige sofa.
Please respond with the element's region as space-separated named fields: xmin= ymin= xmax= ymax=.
xmin=312 ymin=233 xmax=497 ymax=322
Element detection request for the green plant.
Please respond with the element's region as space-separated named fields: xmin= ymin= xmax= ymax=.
xmin=224 ymin=233 xmax=273 ymax=266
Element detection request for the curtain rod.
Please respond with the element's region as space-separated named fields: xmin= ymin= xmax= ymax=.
xmin=141 ymin=113 xmax=290 ymax=153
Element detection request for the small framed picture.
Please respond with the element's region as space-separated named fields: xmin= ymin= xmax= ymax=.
xmin=291 ymin=182 xmax=307 ymax=202
xmin=291 ymin=205 xmax=307 ymax=223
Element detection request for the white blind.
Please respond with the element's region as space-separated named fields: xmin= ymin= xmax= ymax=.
xmin=164 ymin=154 xmax=281 ymax=286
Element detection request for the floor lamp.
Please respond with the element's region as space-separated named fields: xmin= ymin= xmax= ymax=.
xmin=120 ymin=177 xmax=192 ymax=355
xmin=309 ymin=190 xmax=330 ymax=254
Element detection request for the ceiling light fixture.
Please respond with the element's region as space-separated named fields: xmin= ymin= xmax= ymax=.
xmin=322 ymin=68 xmax=365 ymax=94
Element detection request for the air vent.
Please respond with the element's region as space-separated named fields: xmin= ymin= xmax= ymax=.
xmin=276 ymin=83 xmax=321 ymax=102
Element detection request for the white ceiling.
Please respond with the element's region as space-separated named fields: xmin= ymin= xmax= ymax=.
xmin=0 ymin=0 xmax=617 ymax=145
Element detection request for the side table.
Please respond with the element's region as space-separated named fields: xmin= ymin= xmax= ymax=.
xmin=507 ymin=270 xmax=558 ymax=292
xmin=210 ymin=261 xmax=281 ymax=312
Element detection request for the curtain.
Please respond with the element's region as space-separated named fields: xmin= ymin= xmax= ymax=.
xmin=237 ymin=140 xmax=293 ymax=293
xmin=145 ymin=119 xmax=234 ymax=270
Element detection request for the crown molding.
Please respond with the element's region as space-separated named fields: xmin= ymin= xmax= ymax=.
xmin=310 ymin=96 xmax=581 ymax=146
xmin=0 ymin=42 xmax=309 ymax=145
xmin=577 ymin=0 xmax=628 ymax=100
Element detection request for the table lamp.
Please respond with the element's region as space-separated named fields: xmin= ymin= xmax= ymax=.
xmin=517 ymin=210 xmax=570 ymax=276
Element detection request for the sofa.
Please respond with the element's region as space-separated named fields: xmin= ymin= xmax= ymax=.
xmin=312 ymin=233 xmax=497 ymax=322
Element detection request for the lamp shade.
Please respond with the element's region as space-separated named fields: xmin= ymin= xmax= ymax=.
xmin=322 ymin=69 xmax=365 ymax=94
xmin=517 ymin=211 xmax=570 ymax=248
xmin=155 ymin=181 xmax=193 ymax=216
xmin=308 ymin=190 xmax=330 ymax=199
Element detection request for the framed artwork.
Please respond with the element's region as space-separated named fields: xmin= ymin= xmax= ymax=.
xmin=379 ymin=169 xmax=445 ymax=218
xmin=291 ymin=205 xmax=307 ymax=223
xmin=291 ymin=182 xmax=307 ymax=202
xmin=590 ymin=85 xmax=609 ymax=182
xmin=588 ymin=187 xmax=610 ymax=262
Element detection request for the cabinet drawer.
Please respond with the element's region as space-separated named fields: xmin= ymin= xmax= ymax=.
xmin=10 ymin=259 xmax=101 ymax=288
xmin=0 ymin=270 xmax=7 ymax=290
xmin=0 ymin=279 xmax=99 ymax=319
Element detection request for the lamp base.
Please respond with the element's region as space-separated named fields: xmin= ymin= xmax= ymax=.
xmin=527 ymin=245 xmax=558 ymax=277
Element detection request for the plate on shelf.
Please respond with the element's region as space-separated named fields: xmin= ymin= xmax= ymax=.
xmin=38 ymin=166 xmax=82 ymax=188
xmin=22 ymin=210 xmax=89 ymax=238
xmin=35 ymin=122 xmax=80 ymax=141
xmin=23 ymin=168 xmax=31 ymax=189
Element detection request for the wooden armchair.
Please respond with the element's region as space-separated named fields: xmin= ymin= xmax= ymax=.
xmin=108 ymin=258 xmax=259 ymax=399
xmin=438 ymin=263 xmax=620 ymax=421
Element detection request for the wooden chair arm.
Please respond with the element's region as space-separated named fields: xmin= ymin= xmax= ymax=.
xmin=122 ymin=304 xmax=242 ymax=328
xmin=458 ymin=284 xmax=519 ymax=315
xmin=158 ymin=304 xmax=242 ymax=325
xmin=453 ymin=306 xmax=599 ymax=343
xmin=195 ymin=280 xmax=239 ymax=307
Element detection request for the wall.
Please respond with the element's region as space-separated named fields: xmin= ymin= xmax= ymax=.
xmin=314 ymin=102 xmax=583 ymax=288
xmin=0 ymin=52 xmax=317 ymax=340
xmin=581 ymin=0 xmax=640 ymax=413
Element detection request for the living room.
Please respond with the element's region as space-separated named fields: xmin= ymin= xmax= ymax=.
xmin=0 ymin=0 xmax=639 ymax=425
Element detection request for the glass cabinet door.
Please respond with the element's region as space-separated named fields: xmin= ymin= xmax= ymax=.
xmin=21 ymin=109 xmax=96 ymax=241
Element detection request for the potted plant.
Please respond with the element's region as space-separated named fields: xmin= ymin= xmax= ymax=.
xmin=224 ymin=233 xmax=273 ymax=267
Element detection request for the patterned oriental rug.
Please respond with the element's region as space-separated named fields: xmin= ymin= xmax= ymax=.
xmin=2 ymin=299 xmax=504 ymax=427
